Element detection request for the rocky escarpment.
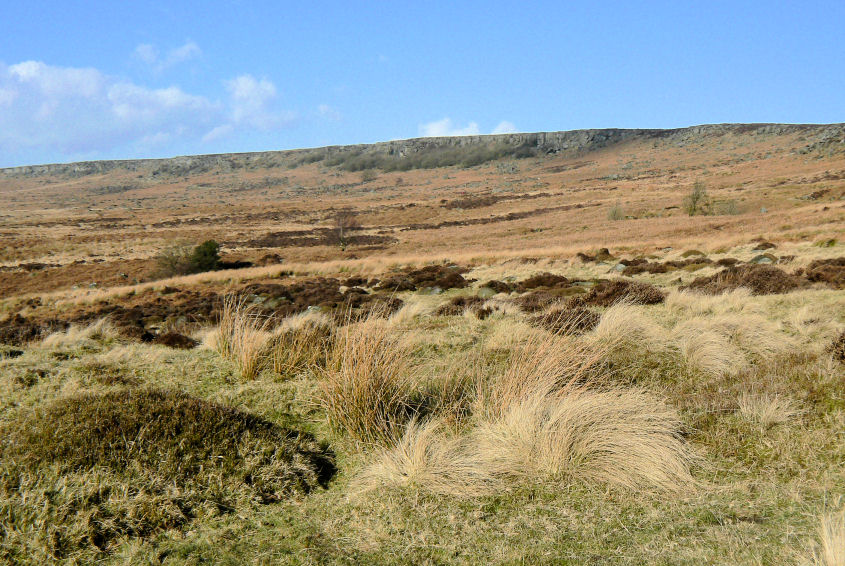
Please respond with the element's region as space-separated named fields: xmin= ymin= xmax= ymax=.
xmin=3 ymin=123 xmax=844 ymax=179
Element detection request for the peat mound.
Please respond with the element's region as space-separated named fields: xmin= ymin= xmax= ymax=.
xmin=530 ymin=307 xmax=601 ymax=335
xmin=683 ymin=265 xmax=808 ymax=295
xmin=435 ymin=295 xmax=485 ymax=316
xmin=569 ymin=279 xmax=665 ymax=307
xmin=376 ymin=264 xmax=468 ymax=292
xmin=516 ymin=272 xmax=570 ymax=291
xmin=830 ymin=331 xmax=845 ymax=362
xmin=798 ymin=257 xmax=845 ymax=289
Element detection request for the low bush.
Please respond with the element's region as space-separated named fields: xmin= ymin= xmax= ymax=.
xmin=154 ymin=240 xmax=221 ymax=278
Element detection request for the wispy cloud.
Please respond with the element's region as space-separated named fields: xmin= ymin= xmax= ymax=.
xmin=317 ymin=103 xmax=342 ymax=121
xmin=200 ymin=74 xmax=296 ymax=142
xmin=0 ymin=60 xmax=295 ymax=161
xmin=419 ymin=118 xmax=481 ymax=137
xmin=133 ymin=41 xmax=202 ymax=72
xmin=492 ymin=120 xmax=518 ymax=134
xmin=419 ymin=117 xmax=518 ymax=137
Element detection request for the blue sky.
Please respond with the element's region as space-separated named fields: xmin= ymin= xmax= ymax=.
xmin=1 ymin=1 xmax=843 ymax=167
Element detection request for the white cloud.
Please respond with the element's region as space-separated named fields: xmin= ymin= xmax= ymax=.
xmin=207 ymin=74 xmax=296 ymax=138
xmin=317 ymin=103 xmax=341 ymax=121
xmin=419 ymin=117 xmax=518 ymax=137
xmin=492 ymin=120 xmax=518 ymax=134
xmin=133 ymin=44 xmax=158 ymax=65
xmin=133 ymin=41 xmax=202 ymax=72
xmin=0 ymin=60 xmax=296 ymax=161
xmin=419 ymin=117 xmax=481 ymax=137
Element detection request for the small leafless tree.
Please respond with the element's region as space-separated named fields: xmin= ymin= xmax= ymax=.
xmin=333 ymin=210 xmax=360 ymax=248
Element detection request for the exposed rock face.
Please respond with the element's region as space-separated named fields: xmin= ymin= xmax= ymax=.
xmin=3 ymin=123 xmax=843 ymax=178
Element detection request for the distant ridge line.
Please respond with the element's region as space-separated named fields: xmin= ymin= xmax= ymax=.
xmin=3 ymin=122 xmax=843 ymax=176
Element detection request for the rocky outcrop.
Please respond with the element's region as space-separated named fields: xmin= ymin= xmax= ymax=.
xmin=3 ymin=123 xmax=843 ymax=179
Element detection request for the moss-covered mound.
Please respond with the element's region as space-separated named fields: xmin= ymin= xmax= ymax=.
xmin=0 ymin=389 xmax=334 ymax=559
xmin=4 ymin=389 xmax=334 ymax=496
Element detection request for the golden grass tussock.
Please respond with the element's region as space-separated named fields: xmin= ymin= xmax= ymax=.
xmin=737 ymin=392 xmax=802 ymax=429
xmin=317 ymin=315 xmax=417 ymax=447
xmin=673 ymin=323 xmax=745 ymax=378
xmin=805 ymin=507 xmax=845 ymax=566
xmin=387 ymin=298 xmax=434 ymax=326
xmin=476 ymin=332 xmax=609 ymax=420
xmin=357 ymin=386 xmax=696 ymax=496
xmin=41 ymin=318 xmax=119 ymax=349
xmin=705 ymin=313 xmax=791 ymax=360
xmin=269 ymin=311 xmax=334 ymax=378
xmin=483 ymin=319 xmax=547 ymax=350
xmin=212 ymin=294 xmax=273 ymax=380
xmin=471 ymin=387 xmax=696 ymax=492
xmin=586 ymin=302 xmax=667 ymax=356
xmin=354 ymin=417 xmax=500 ymax=497
xmin=665 ymin=288 xmax=757 ymax=317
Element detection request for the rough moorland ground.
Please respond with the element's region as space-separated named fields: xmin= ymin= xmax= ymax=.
xmin=0 ymin=125 xmax=844 ymax=564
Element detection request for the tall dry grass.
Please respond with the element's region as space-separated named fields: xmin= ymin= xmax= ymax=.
xmin=471 ymin=387 xmax=695 ymax=492
xmin=268 ymin=311 xmax=334 ymax=378
xmin=42 ymin=318 xmax=119 ymax=349
xmin=316 ymin=315 xmax=417 ymax=447
xmin=211 ymin=295 xmax=273 ymax=380
xmin=476 ymin=332 xmax=608 ymax=420
xmin=806 ymin=507 xmax=845 ymax=566
xmin=357 ymin=331 xmax=697 ymax=496
xmin=737 ymin=392 xmax=802 ymax=429
xmin=354 ymin=418 xmax=499 ymax=497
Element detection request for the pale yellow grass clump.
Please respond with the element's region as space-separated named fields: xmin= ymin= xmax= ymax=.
xmin=483 ymin=319 xmax=547 ymax=350
xmin=317 ymin=315 xmax=417 ymax=447
xmin=673 ymin=321 xmax=745 ymax=378
xmin=704 ymin=313 xmax=790 ymax=360
xmin=358 ymin=334 xmax=696 ymax=496
xmin=42 ymin=318 xmax=119 ymax=349
xmin=586 ymin=302 xmax=666 ymax=356
xmin=211 ymin=295 xmax=273 ymax=380
xmin=665 ymin=288 xmax=757 ymax=317
xmin=477 ymin=332 xmax=608 ymax=419
xmin=472 ymin=387 xmax=696 ymax=492
xmin=806 ymin=508 xmax=845 ymax=566
xmin=737 ymin=392 xmax=802 ymax=429
xmin=354 ymin=418 xmax=499 ymax=497
xmin=387 ymin=298 xmax=433 ymax=326
xmin=268 ymin=311 xmax=334 ymax=378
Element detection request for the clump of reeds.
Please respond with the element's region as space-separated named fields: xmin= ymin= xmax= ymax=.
xmin=212 ymin=295 xmax=273 ymax=380
xmin=316 ymin=314 xmax=417 ymax=447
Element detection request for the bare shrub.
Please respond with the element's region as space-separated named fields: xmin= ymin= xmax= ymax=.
xmin=682 ymin=181 xmax=711 ymax=216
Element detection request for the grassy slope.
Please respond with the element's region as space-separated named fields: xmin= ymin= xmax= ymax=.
xmin=1 ymin=252 xmax=843 ymax=565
